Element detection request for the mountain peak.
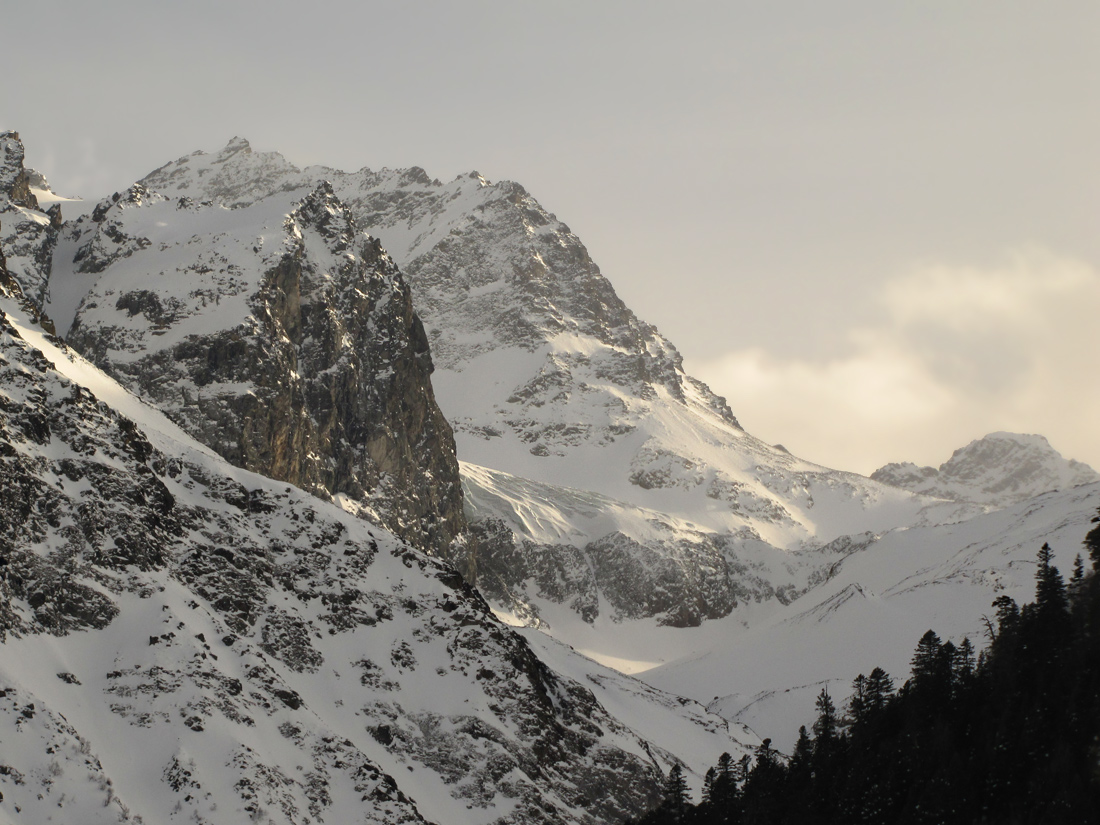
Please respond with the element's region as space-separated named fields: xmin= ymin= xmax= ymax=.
xmin=872 ymin=432 xmax=1099 ymax=507
xmin=221 ymin=135 xmax=252 ymax=155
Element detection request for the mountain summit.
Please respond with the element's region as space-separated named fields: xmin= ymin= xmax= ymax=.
xmin=128 ymin=139 xmax=961 ymax=634
xmin=871 ymin=432 xmax=1099 ymax=508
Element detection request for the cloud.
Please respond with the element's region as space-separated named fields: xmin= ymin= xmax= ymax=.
xmin=882 ymin=248 xmax=1096 ymax=332
xmin=690 ymin=249 xmax=1100 ymax=474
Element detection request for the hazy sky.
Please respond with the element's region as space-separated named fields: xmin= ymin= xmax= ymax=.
xmin=6 ymin=1 xmax=1098 ymax=473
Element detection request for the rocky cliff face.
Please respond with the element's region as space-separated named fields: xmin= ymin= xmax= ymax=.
xmin=871 ymin=432 xmax=1100 ymax=508
xmin=0 ymin=131 xmax=60 ymax=310
xmin=0 ymin=272 xmax=753 ymax=824
xmin=57 ymin=180 xmax=465 ymax=557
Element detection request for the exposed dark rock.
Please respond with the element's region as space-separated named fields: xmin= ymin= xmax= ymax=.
xmin=0 ymin=132 xmax=38 ymax=209
xmin=0 ymin=132 xmax=59 ymax=309
xmin=65 ymin=183 xmax=466 ymax=557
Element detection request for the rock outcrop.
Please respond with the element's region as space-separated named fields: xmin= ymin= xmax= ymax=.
xmin=0 ymin=131 xmax=60 ymax=309
xmin=60 ymin=181 xmax=465 ymax=556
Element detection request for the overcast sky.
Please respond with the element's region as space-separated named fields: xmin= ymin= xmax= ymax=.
xmin=6 ymin=1 xmax=1098 ymax=473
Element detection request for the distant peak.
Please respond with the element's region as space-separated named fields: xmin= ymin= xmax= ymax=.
xmin=976 ymin=431 xmax=1050 ymax=446
xmin=872 ymin=431 xmax=1098 ymax=507
xmin=221 ymin=136 xmax=252 ymax=155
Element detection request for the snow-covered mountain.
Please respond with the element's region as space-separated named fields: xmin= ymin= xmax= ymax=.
xmin=0 ymin=245 xmax=755 ymax=824
xmin=6 ymin=129 xmax=1096 ymax=780
xmin=872 ymin=432 xmax=1099 ymax=508
xmin=129 ymin=138 xmax=978 ymax=633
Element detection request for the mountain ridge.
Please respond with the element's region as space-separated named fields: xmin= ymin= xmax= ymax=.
xmin=872 ymin=431 xmax=1099 ymax=508
xmin=127 ymin=138 xmax=977 ymax=633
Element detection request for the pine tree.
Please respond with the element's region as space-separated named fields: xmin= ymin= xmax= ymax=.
xmin=1035 ymin=543 xmax=1069 ymax=615
xmin=715 ymin=751 xmax=733 ymax=785
xmin=662 ymin=764 xmax=690 ymax=821
xmin=1085 ymin=507 xmax=1100 ymax=570
xmin=953 ymin=637 xmax=975 ymax=681
xmin=865 ymin=667 xmax=894 ymax=714
xmin=710 ymin=751 xmax=737 ymax=810
xmin=702 ymin=767 xmax=716 ymax=805
xmin=812 ymin=687 xmax=838 ymax=744
xmin=1071 ymin=554 xmax=1084 ymax=585
xmin=790 ymin=725 xmax=813 ymax=774
xmin=848 ymin=674 xmax=868 ymax=727
xmin=911 ymin=629 xmax=943 ymax=682
xmin=992 ymin=595 xmax=1019 ymax=637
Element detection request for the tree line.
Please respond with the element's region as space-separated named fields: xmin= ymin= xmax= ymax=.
xmin=629 ymin=508 xmax=1100 ymax=824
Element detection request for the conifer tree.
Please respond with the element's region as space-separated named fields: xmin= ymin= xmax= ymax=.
xmin=1085 ymin=507 xmax=1100 ymax=569
xmin=953 ymin=637 xmax=975 ymax=681
xmin=715 ymin=751 xmax=733 ymax=785
xmin=790 ymin=725 xmax=813 ymax=774
xmin=812 ymin=688 xmax=838 ymax=744
xmin=864 ymin=667 xmax=894 ymax=714
xmin=702 ymin=767 xmax=716 ymax=805
xmin=910 ymin=629 xmax=943 ymax=683
xmin=1035 ymin=542 xmax=1069 ymax=616
xmin=848 ymin=674 xmax=868 ymax=726
xmin=662 ymin=764 xmax=690 ymax=821
xmin=992 ymin=595 xmax=1019 ymax=637
xmin=710 ymin=751 xmax=737 ymax=811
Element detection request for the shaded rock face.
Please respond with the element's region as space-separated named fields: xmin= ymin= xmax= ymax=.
xmin=0 ymin=131 xmax=59 ymax=308
xmin=0 ymin=132 xmax=38 ymax=209
xmin=470 ymin=519 xmax=878 ymax=628
xmin=63 ymin=182 xmax=465 ymax=556
xmin=872 ymin=432 xmax=1100 ymax=509
xmin=471 ymin=519 xmax=740 ymax=628
xmin=0 ymin=280 xmax=695 ymax=824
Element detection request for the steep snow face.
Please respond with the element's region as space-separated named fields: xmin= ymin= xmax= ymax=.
xmin=0 ymin=273 xmax=755 ymax=825
xmin=0 ymin=131 xmax=61 ymax=310
xmin=51 ymin=181 xmax=466 ymax=557
xmin=872 ymin=432 xmax=1100 ymax=508
xmin=136 ymin=139 xmax=963 ymax=629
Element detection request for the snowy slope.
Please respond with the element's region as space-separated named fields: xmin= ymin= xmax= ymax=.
xmin=639 ymin=481 xmax=1100 ymax=751
xmin=872 ymin=431 xmax=1099 ymax=508
xmin=0 ymin=271 xmax=754 ymax=824
xmin=132 ymin=139 xmax=983 ymax=631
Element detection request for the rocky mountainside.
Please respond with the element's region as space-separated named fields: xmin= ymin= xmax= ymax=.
xmin=871 ymin=432 xmax=1099 ymax=508
xmin=130 ymin=138 xmax=975 ymax=635
xmin=0 ymin=259 xmax=754 ymax=824
xmin=33 ymin=143 xmax=467 ymax=558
